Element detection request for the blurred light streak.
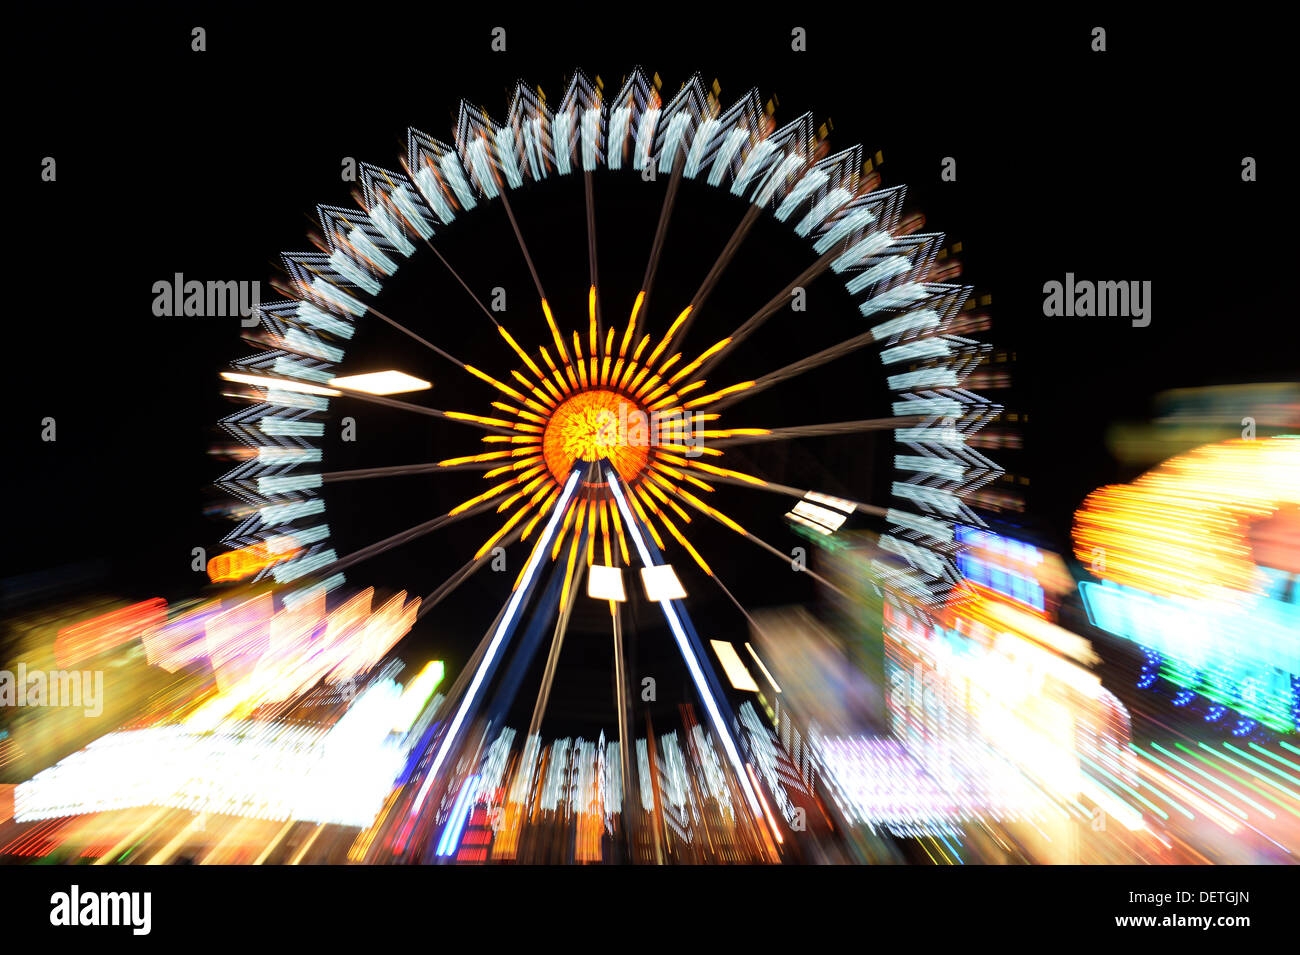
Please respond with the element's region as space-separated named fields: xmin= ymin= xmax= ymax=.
xmin=710 ymin=640 xmax=760 ymax=692
xmin=605 ymin=464 xmax=769 ymax=832
xmin=328 ymin=370 xmax=432 ymax=395
xmin=206 ymin=541 xmax=300 ymax=583
xmin=435 ymin=776 xmax=479 ymax=857
xmin=743 ymin=642 xmax=781 ymax=693
xmin=1075 ymin=437 xmax=1300 ymax=734
xmin=1073 ymin=437 xmax=1299 ymax=601
xmin=422 ymin=468 xmax=582 ymax=790
xmin=54 ymin=599 xmax=167 ymax=668
xmin=15 ymin=676 xmax=421 ymax=829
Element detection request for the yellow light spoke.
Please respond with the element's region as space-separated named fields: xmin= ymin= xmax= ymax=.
xmin=514 ymin=511 xmax=555 ymax=590
xmin=683 ymin=380 xmax=756 ymax=409
xmin=451 ymin=476 xmax=525 ymax=515
xmin=617 ymin=353 xmax=646 ymax=393
xmin=646 ymin=306 xmax=692 ymax=369
xmin=496 ymin=472 xmax=549 ymax=513
xmin=651 ymin=460 xmax=715 ymax=493
xmin=657 ymin=443 xmax=722 ymax=457
xmin=475 ymin=497 xmax=541 ymax=560
xmin=656 ymin=506 xmax=714 ymax=577
xmin=635 ymin=485 xmax=712 ymax=577
xmin=642 ymin=382 xmax=672 ymax=405
xmin=515 ymin=368 xmax=562 ymax=404
xmin=600 ymin=327 xmax=616 ymax=385
xmin=484 ymin=460 xmax=544 ymax=480
xmin=647 ymin=386 xmax=699 ymax=412
xmin=541 ymin=298 xmax=570 ymax=366
xmin=464 ymin=364 xmax=548 ymax=414
xmin=668 ymin=339 xmax=729 ymax=387
xmin=480 ymin=434 xmax=542 ymax=444
xmin=695 ymin=428 xmax=772 ymax=438
xmin=658 ymin=353 xmax=684 ymax=375
xmin=628 ymin=486 xmax=667 ymax=550
xmin=627 ymin=365 xmax=654 ymax=394
xmin=491 ymin=401 xmax=548 ymax=426
xmin=645 ymin=475 xmax=692 ymax=524
xmin=675 ymin=485 xmax=749 ymax=536
xmin=560 ymin=499 xmax=588 ymax=611
xmin=634 ymin=374 xmax=666 ymax=403
xmin=574 ymin=332 xmax=589 ymax=388
xmin=598 ymin=500 xmax=613 ymax=567
xmin=608 ymin=496 xmax=631 ymax=565
xmin=686 ymin=460 xmax=767 ymax=485
xmin=497 ymin=326 xmax=550 ymax=388
xmin=585 ymin=504 xmax=598 ymax=566
xmin=622 ymin=292 xmax=645 ymax=359
xmin=437 ymin=449 xmax=528 ymax=467
xmin=551 ymin=499 xmax=580 ymax=560
xmin=631 ymin=333 xmax=652 ymax=363
xmin=520 ymin=488 xmax=560 ymax=544
xmin=662 ymin=380 xmax=707 ymax=403
xmin=532 ymin=347 xmax=566 ymax=398
xmin=446 ymin=410 xmax=544 ymax=433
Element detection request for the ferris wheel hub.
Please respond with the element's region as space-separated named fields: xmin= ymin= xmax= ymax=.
xmin=542 ymin=388 xmax=649 ymax=485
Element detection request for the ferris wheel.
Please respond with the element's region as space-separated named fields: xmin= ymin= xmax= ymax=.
xmin=214 ymin=68 xmax=1004 ymax=833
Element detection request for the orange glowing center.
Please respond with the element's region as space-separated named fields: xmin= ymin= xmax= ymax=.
xmin=542 ymin=389 xmax=649 ymax=484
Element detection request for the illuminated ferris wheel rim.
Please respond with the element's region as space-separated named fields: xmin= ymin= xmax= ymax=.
xmin=218 ymin=67 xmax=1003 ymax=617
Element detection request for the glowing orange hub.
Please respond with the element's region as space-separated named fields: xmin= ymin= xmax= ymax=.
xmin=450 ymin=289 xmax=770 ymax=581
xmin=542 ymin=389 xmax=648 ymax=484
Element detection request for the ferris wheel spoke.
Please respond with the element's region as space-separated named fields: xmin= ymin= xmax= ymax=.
xmin=491 ymin=187 xmax=585 ymax=395
xmin=271 ymin=276 xmax=466 ymax=372
xmin=704 ymin=415 xmax=922 ymax=448
xmin=415 ymin=521 xmax=528 ymax=621
xmin=686 ymin=468 xmax=888 ymax=519
xmin=362 ymin=301 xmax=468 ymax=370
xmin=705 ymin=566 xmax=774 ymax=657
xmin=666 ymin=202 xmax=765 ymax=353
xmin=498 ymin=186 xmax=548 ymax=304
xmin=417 ymin=234 xmax=577 ymax=405
xmin=422 ymin=468 xmax=585 ymax=785
xmin=674 ymin=489 xmax=853 ymax=601
xmin=315 ymin=498 xmax=500 ymax=577
xmin=470 ymin=486 xmax=554 ymax=563
xmin=692 ymin=241 xmax=845 ymax=383
xmin=526 ymin=537 xmax=589 ymax=742
xmin=319 ymin=460 xmax=502 ymax=484
xmin=705 ymin=327 xmax=881 ymax=412
xmin=325 ymin=388 xmax=520 ymax=436
xmin=636 ymin=148 xmax=685 ymax=332
xmin=420 ymin=236 xmax=502 ymax=330
xmin=583 ymin=169 xmax=603 ymax=347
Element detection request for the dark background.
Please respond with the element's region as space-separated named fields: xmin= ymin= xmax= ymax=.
xmin=6 ymin=7 xmax=1290 ymax=735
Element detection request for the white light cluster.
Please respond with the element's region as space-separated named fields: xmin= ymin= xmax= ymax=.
xmin=815 ymin=735 xmax=1041 ymax=835
xmin=15 ymin=681 xmax=415 ymax=828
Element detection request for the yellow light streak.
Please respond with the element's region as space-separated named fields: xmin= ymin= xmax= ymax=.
xmin=541 ymin=298 xmax=570 ymax=365
xmin=683 ymin=381 xmax=756 ymax=408
xmin=646 ymin=306 xmax=692 ymax=369
xmin=668 ymin=338 xmax=730 ymax=385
